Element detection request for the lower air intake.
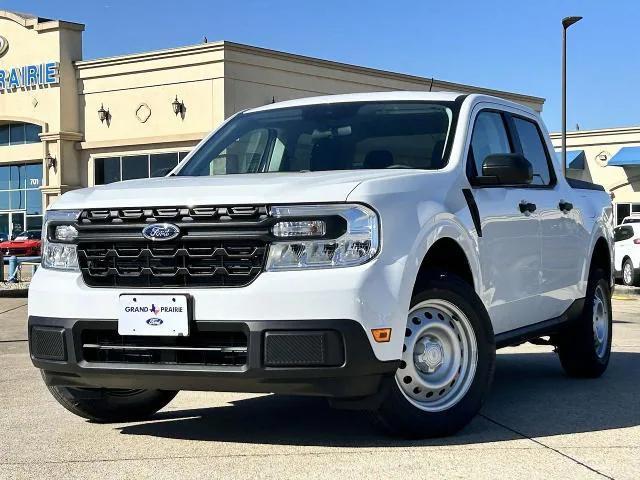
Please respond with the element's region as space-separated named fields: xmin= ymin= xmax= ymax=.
xmin=263 ymin=331 xmax=345 ymax=367
xmin=30 ymin=326 xmax=67 ymax=361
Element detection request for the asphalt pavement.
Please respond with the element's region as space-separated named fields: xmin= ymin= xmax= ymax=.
xmin=0 ymin=294 xmax=638 ymax=479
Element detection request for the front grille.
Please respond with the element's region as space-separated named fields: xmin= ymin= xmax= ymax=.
xmin=81 ymin=329 xmax=248 ymax=366
xmin=75 ymin=205 xmax=271 ymax=288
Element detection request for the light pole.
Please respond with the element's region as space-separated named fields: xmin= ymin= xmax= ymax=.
xmin=562 ymin=16 xmax=582 ymax=177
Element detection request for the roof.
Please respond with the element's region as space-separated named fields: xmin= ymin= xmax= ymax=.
xmin=554 ymin=149 xmax=586 ymax=169
xmin=549 ymin=125 xmax=640 ymax=139
xmin=608 ymin=146 xmax=640 ymax=166
xmin=245 ymin=91 xmax=465 ymax=113
xmin=0 ymin=9 xmax=83 ymax=30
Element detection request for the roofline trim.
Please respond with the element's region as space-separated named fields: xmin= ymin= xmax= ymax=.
xmin=0 ymin=10 xmax=84 ymax=31
xmin=550 ymin=126 xmax=640 ymax=138
xmin=75 ymin=40 xmax=543 ymax=105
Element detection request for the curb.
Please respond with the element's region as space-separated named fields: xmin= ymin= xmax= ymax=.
xmin=613 ymin=285 xmax=640 ymax=297
xmin=0 ymin=288 xmax=29 ymax=298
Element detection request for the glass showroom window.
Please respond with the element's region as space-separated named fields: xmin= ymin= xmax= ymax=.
xmin=0 ymin=163 xmax=43 ymax=237
xmin=94 ymin=151 xmax=190 ymax=185
xmin=616 ymin=203 xmax=640 ymax=225
xmin=0 ymin=122 xmax=42 ymax=146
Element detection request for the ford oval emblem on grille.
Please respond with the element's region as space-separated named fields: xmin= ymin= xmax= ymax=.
xmin=142 ymin=223 xmax=180 ymax=241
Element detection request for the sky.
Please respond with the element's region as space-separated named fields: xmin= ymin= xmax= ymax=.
xmin=1 ymin=0 xmax=638 ymax=132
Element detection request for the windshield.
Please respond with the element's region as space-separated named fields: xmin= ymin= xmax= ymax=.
xmin=14 ymin=231 xmax=40 ymax=239
xmin=177 ymin=101 xmax=455 ymax=176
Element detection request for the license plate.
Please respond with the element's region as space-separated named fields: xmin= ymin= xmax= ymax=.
xmin=118 ymin=295 xmax=189 ymax=336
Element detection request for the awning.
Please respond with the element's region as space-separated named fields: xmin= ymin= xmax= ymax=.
xmin=554 ymin=149 xmax=585 ymax=169
xmin=608 ymin=146 xmax=640 ymax=166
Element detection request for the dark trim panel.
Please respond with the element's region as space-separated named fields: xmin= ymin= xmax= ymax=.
xmin=29 ymin=316 xmax=399 ymax=398
xmin=462 ymin=188 xmax=482 ymax=237
xmin=495 ymin=298 xmax=585 ymax=348
xmin=566 ymin=177 xmax=606 ymax=192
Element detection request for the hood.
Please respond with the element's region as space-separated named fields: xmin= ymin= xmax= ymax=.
xmin=51 ymin=170 xmax=418 ymax=210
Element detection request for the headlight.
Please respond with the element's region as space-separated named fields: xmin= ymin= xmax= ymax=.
xmin=266 ymin=204 xmax=379 ymax=271
xmin=41 ymin=210 xmax=81 ymax=271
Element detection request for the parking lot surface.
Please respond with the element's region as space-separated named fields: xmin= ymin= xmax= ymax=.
xmin=1 ymin=295 xmax=638 ymax=479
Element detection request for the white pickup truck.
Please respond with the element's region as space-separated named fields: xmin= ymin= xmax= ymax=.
xmin=29 ymin=92 xmax=614 ymax=438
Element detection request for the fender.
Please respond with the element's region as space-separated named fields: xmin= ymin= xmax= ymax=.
xmin=395 ymin=211 xmax=482 ymax=330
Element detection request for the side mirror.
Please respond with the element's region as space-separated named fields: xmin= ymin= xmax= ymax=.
xmin=473 ymin=153 xmax=533 ymax=186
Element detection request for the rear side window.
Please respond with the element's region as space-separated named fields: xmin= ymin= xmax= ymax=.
xmin=513 ymin=117 xmax=552 ymax=186
xmin=615 ymin=226 xmax=634 ymax=242
xmin=469 ymin=112 xmax=512 ymax=177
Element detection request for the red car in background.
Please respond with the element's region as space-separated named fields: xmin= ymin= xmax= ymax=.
xmin=0 ymin=230 xmax=42 ymax=257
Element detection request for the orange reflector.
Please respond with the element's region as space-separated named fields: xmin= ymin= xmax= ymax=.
xmin=371 ymin=328 xmax=392 ymax=343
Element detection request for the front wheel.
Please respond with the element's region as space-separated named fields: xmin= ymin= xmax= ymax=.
xmin=373 ymin=272 xmax=495 ymax=438
xmin=44 ymin=375 xmax=178 ymax=423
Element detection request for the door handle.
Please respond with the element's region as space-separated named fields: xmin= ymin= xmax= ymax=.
xmin=559 ymin=200 xmax=573 ymax=213
xmin=519 ymin=201 xmax=537 ymax=214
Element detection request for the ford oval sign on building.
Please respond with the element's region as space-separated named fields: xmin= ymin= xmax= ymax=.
xmin=0 ymin=36 xmax=8 ymax=58
xmin=142 ymin=223 xmax=180 ymax=241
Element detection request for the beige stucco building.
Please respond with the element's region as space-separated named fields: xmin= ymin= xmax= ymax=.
xmin=550 ymin=127 xmax=640 ymax=224
xmin=0 ymin=9 xmax=545 ymax=238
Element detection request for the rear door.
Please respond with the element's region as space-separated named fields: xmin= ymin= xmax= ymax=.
xmin=509 ymin=114 xmax=588 ymax=321
xmin=466 ymin=106 xmax=542 ymax=334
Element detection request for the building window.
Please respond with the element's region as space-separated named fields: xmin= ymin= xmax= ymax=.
xmin=614 ymin=203 xmax=640 ymax=225
xmin=0 ymin=163 xmax=43 ymax=239
xmin=94 ymin=151 xmax=190 ymax=185
xmin=122 ymin=155 xmax=149 ymax=181
xmin=0 ymin=122 xmax=42 ymax=146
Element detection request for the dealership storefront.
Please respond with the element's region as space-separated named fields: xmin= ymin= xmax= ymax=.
xmin=550 ymin=127 xmax=640 ymax=224
xmin=0 ymin=9 xmax=544 ymax=238
xmin=0 ymin=122 xmax=43 ymax=236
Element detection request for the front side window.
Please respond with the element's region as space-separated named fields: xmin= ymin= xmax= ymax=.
xmin=513 ymin=117 xmax=552 ymax=186
xmin=469 ymin=111 xmax=512 ymax=177
xmin=177 ymin=102 xmax=455 ymax=176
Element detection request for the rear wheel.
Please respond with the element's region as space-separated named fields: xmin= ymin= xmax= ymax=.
xmin=557 ymin=268 xmax=612 ymax=378
xmin=44 ymin=375 xmax=178 ymax=423
xmin=373 ymin=272 xmax=495 ymax=438
xmin=621 ymin=258 xmax=637 ymax=287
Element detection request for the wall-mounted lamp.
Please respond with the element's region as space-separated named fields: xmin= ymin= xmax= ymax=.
xmin=172 ymin=96 xmax=185 ymax=116
xmin=98 ymin=103 xmax=110 ymax=123
xmin=45 ymin=152 xmax=57 ymax=170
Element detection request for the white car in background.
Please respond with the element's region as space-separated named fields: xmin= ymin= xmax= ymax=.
xmin=621 ymin=215 xmax=640 ymax=224
xmin=614 ymin=223 xmax=640 ymax=286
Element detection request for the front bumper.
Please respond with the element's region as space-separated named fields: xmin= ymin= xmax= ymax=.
xmin=29 ymin=316 xmax=400 ymax=399
xmin=28 ymin=263 xmax=410 ymax=363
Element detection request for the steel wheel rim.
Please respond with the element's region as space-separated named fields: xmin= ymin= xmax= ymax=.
xmin=623 ymin=263 xmax=633 ymax=285
xmin=592 ymin=284 xmax=609 ymax=358
xmin=396 ymin=299 xmax=478 ymax=412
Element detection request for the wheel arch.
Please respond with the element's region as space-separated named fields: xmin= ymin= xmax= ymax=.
xmin=405 ymin=214 xmax=482 ymax=300
xmin=413 ymin=237 xmax=475 ymax=296
xmin=589 ymin=235 xmax=613 ymax=286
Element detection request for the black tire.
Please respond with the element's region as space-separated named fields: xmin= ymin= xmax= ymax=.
xmin=556 ymin=268 xmax=612 ymax=378
xmin=44 ymin=373 xmax=178 ymax=422
xmin=621 ymin=258 xmax=638 ymax=287
xmin=372 ymin=272 xmax=495 ymax=438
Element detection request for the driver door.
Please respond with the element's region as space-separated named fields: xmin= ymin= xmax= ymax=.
xmin=467 ymin=107 xmax=542 ymax=335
